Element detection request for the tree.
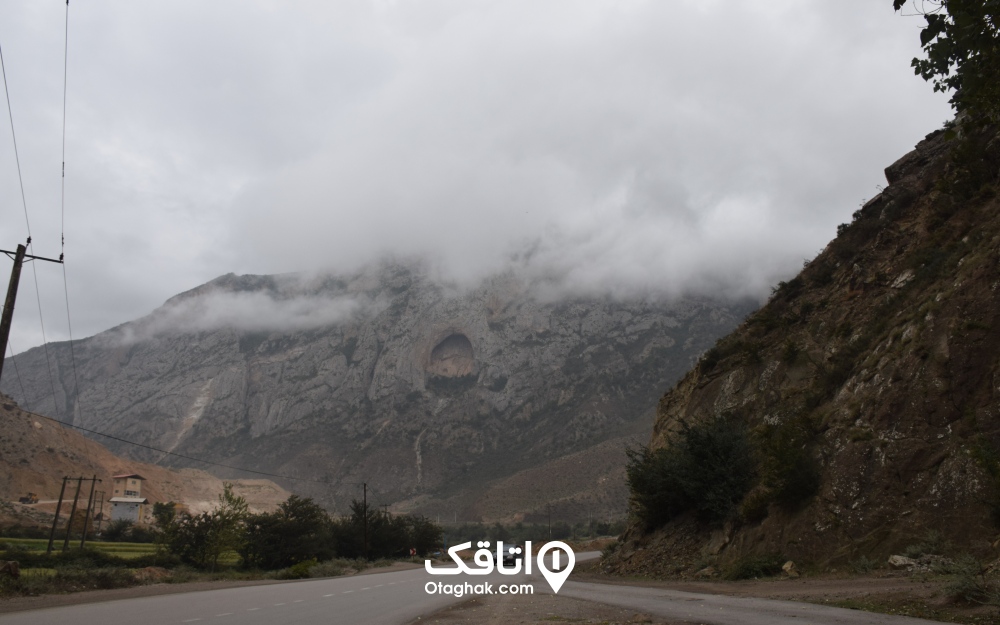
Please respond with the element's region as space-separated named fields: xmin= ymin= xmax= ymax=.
xmin=330 ymin=501 xmax=443 ymax=560
xmin=211 ymin=483 xmax=249 ymax=569
xmin=894 ymin=0 xmax=1000 ymax=123
xmin=626 ymin=416 xmax=757 ymax=528
xmin=102 ymin=519 xmax=135 ymax=542
xmin=164 ymin=484 xmax=248 ymax=570
xmin=241 ymin=496 xmax=335 ymax=570
xmin=152 ymin=502 xmax=177 ymax=527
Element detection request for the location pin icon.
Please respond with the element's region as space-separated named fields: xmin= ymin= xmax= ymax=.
xmin=536 ymin=541 xmax=575 ymax=594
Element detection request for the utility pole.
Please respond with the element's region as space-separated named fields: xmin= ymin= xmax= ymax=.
xmin=62 ymin=477 xmax=83 ymax=552
xmin=363 ymin=482 xmax=368 ymax=561
xmin=80 ymin=475 xmax=99 ymax=549
xmin=46 ymin=477 xmax=69 ymax=554
xmin=95 ymin=491 xmax=105 ymax=535
xmin=0 ymin=239 xmax=63 ymax=385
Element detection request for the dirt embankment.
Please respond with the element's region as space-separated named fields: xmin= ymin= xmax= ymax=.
xmin=0 ymin=393 xmax=290 ymax=527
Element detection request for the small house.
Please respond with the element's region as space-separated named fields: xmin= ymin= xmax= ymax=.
xmin=108 ymin=473 xmax=148 ymax=523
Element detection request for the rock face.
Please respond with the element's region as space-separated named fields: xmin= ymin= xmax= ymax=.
xmin=606 ymin=125 xmax=1000 ymax=576
xmin=2 ymin=265 xmax=754 ymax=521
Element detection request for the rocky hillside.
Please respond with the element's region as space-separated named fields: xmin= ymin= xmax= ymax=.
xmin=606 ymin=124 xmax=1000 ymax=575
xmin=1 ymin=266 xmax=754 ymax=522
xmin=0 ymin=392 xmax=289 ymax=527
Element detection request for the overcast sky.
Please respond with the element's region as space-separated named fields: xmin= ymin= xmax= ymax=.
xmin=0 ymin=0 xmax=950 ymax=352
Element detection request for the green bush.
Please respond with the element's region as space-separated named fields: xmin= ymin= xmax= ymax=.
xmin=849 ymin=556 xmax=879 ymax=574
xmin=0 ymin=567 xmax=140 ymax=597
xmin=307 ymin=559 xmax=348 ymax=578
xmin=945 ymin=555 xmax=993 ymax=604
xmin=903 ymin=530 xmax=947 ymax=560
xmin=1 ymin=547 xmax=130 ymax=570
xmin=755 ymin=416 xmax=820 ymax=510
xmin=627 ymin=416 xmax=756 ymax=528
xmin=276 ymin=558 xmax=317 ymax=580
xmin=723 ymin=553 xmax=785 ymax=580
xmin=101 ymin=519 xmax=135 ymax=543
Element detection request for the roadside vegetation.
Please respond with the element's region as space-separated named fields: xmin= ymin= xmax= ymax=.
xmin=0 ymin=484 xmax=441 ymax=598
xmin=444 ymin=519 xmax=626 ymax=546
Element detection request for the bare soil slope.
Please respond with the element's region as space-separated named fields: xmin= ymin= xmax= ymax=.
xmin=0 ymin=393 xmax=289 ymax=525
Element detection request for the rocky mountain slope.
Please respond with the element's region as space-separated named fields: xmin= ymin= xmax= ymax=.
xmin=606 ymin=124 xmax=1000 ymax=575
xmin=0 ymin=392 xmax=289 ymax=527
xmin=1 ymin=266 xmax=754 ymax=522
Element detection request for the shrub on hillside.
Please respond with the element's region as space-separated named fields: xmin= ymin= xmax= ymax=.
xmin=722 ymin=553 xmax=785 ymax=580
xmin=626 ymin=416 xmax=756 ymax=529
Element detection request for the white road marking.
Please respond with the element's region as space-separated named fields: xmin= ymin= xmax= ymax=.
xmin=324 ymin=594 xmax=334 ymax=597
xmin=294 ymin=600 xmax=304 ymax=603
xmin=181 ymin=620 xmax=201 ymax=623
xmin=247 ymin=608 xmax=260 ymax=611
xmin=343 ymin=590 xmax=354 ymax=594
xmin=274 ymin=603 xmax=285 ymax=606
xmin=361 ymin=587 xmax=371 ymax=590
xmin=215 ymin=614 xmax=233 ymax=617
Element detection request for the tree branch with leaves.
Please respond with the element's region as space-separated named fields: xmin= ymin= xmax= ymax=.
xmin=895 ymin=0 xmax=1000 ymax=124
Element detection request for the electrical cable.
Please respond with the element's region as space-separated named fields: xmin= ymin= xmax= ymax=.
xmin=57 ymin=0 xmax=85 ymax=432
xmin=5 ymin=334 xmax=29 ymax=409
xmin=21 ymin=406 xmax=335 ymax=485
xmin=0 ymin=32 xmax=62 ymax=422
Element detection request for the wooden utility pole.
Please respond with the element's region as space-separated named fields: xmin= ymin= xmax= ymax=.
xmin=95 ymin=491 xmax=105 ymax=535
xmin=80 ymin=475 xmax=99 ymax=549
xmin=62 ymin=477 xmax=83 ymax=552
xmin=46 ymin=476 xmax=69 ymax=554
xmin=0 ymin=239 xmax=63 ymax=384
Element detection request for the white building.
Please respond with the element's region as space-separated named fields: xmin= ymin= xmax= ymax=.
xmin=108 ymin=473 xmax=148 ymax=523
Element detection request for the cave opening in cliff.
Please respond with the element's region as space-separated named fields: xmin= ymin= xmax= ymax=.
xmin=427 ymin=333 xmax=475 ymax=378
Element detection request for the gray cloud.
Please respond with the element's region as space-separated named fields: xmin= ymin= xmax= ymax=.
xmin=108 ymin=290 xmax=368 ymax=344
xmin=0 ymin=1 xmax=951 ymax=351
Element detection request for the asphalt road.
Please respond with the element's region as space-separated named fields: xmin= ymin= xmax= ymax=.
xmin=0 ymin=550 xmax=587 ymax=625
xmin=0 ymin=565 xmax=460 ymax=625
xmin=0 ymin=552 xmax=945 ymax=625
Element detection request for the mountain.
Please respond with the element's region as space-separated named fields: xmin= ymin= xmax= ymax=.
xmin=1 ymin=265 xmax=754 ymax=522
xmin=606 ymin=124 xmax=1000 ymax=575
xmin=0 ymin=392 xmax=289 ymax=527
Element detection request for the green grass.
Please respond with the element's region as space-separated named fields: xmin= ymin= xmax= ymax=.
xmin=1 ymin=537 xmax=160 ymax=563
xmin=1 ymin=537 xmax=156 ymax=555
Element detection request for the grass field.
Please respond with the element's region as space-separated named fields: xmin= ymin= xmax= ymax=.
xmin=0 ymin=537 xmax=157 ymax=557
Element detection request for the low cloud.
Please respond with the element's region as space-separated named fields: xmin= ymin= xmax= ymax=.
xmin=111 ymin=290 xmax=368 ymax=342
xmin=0 ymin=1 xmax=952 ymax=351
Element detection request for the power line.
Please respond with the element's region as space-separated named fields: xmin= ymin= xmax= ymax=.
xmin=60 ymin=0 xmax=69 ymax=250
xmin=5 ymin=334 xmax=28 ymax=408
xmin=0 ymin=37 xmax=31 ymax=238
xmin=19 ymin=406 xmax=335 ymax=486
xmin=57 ymin=0 xmax=83 ymax=427
xmin=0 ymin=32 xmax=62 ymax=425
xmin=25 ymin=253 xmax=60 ymax=415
